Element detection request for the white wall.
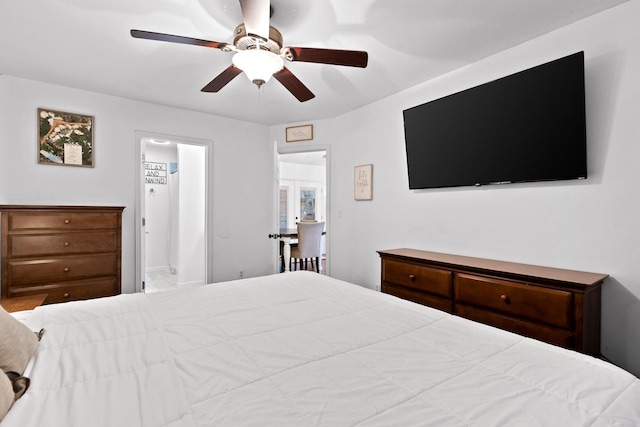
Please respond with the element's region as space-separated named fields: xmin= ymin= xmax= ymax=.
xmin=144 ymin=143 xmax=176 ymax=271
xmin=272 ymin=1 xmax=640 ymax=376
xmin=176 ymin=143 xmax=206 ymax=286
xmin=0 ymin=75 xmax=275 ymax=291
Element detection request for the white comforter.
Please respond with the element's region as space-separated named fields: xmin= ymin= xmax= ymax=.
xmin=3 ymin=272 xmax=639 ymax=426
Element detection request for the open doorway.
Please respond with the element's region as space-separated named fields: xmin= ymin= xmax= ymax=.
xmin=277 ymin=150 xmax=328 ymax=274
xmin=135 ymin=132 xmax=212 ymax=293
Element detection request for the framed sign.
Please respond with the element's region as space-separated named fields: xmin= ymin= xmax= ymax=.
xmin=354 ymin=164 xmax=373 ymax=200
xmin=38 ymin=108 xmax=94 ymax=167
xmin=144 ymin=162 xmax=167 ymax=184
xmin=286 ymin=124 xmax=313 ymax=142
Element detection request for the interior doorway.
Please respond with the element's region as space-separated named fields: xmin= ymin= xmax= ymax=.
xmin=277 ymin=149 xmax=329 ymax=274
xmin=135 ymin=132 xmax=212 ymax=293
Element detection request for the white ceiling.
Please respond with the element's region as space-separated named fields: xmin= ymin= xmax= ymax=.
xmin=0 ymin=0 xmax=628 ymax=126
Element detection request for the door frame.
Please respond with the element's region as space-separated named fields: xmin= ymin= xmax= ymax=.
xmin=275 ymin=144 xmax=331 ymax=275
xmin=134 ymin=130 xmax=214 ymax=293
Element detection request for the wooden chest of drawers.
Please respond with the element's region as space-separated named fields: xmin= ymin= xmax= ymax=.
xmin=1 ymin=205 xmax=124 ymax=305
xmin=378 ymin=248 xmax=608 ymax=355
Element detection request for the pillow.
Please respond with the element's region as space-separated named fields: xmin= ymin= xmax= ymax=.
xmin=0 ymin=306 xmax=38 ymax=375
xmin=0 ymin=372 xmax=13 ymax=421
xmin=0 ymin=305 xmax=38 ymax=411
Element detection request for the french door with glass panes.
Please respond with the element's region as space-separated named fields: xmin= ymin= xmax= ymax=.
xmin=279 ymin=180 xmax=323 ymax=228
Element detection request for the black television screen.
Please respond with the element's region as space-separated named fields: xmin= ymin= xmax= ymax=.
xmin=403 ymin=51 xmax=587 ymax=190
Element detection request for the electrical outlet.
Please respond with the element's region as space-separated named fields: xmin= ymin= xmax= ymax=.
xmin=239 ymin=270 xmax=244 ymax=279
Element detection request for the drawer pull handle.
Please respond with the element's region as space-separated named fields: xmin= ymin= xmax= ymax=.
xmin=63 ymin=293 xmax=70 ymax=298
xmin=64 ymin=241 xmax=71 ymax=247
xmin=63 ymin=267 xmax=70 ymax=272
xmin=408 ymin=274 xmax=416 ymax=281
xmin=500 ymin=294 xmax=509 ymax=303
xmin=64 ymin=219 xmax=71 ymax=224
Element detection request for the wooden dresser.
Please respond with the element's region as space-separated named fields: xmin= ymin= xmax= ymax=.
xmin=378 ymin=248 xmax=608 ymax=355
xmin=1 ymin=205 xmax=124 ymax=305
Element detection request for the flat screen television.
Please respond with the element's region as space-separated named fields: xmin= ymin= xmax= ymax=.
xmin=403 ymin=51 xmax=587 ymax=190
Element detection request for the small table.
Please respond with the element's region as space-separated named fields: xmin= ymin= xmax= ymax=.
xmin=0 ymin=294 xmax=48 ymax=313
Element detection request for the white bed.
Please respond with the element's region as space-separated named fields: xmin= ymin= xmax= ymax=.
xmin=2 ymin=271 xmax=639 ymax=426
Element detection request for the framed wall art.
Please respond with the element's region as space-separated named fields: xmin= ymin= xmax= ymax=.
xmin=354 ymin=164 xmax=373 ymax=200
xmin=38 ymin=108 xmax=94 ymax=167
xmin=286 ymin=124 xmax=313 ymax=142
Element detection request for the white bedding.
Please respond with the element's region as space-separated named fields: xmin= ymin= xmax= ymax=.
xmin=2 ymin=271 xmax=639 ymax=426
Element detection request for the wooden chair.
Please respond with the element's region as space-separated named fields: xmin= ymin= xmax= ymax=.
xmin=290 ymin=221 xmax=324 ymax=272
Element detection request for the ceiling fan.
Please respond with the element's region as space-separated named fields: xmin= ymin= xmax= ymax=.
xmin=130 ymin=0 xmax=368 ymax=102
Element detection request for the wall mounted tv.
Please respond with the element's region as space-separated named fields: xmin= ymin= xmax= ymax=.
xmin=403 ymin=51 xmax=587 ymax=190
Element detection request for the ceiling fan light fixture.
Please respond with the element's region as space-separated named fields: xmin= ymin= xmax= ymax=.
xmin=232 ymin=49 xmax=284 ymax=87
xmin=131 ymin=2 xmax=366 ymax=101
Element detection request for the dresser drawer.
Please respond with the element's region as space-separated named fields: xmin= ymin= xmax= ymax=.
xmin=8 ymin=254 xmax=118 ymax=285
xmin=455 ymin=304 xmax=573 ymax=348
xmin=382 ymin=259 xmax=452 ymax=298
xmin=383 ymin=283 xmax=453 ymax=313
xmin=7 ymin=211 xmax=119 ymax=231
xmin=9 ymin=231 xmax=118 ymax=257
xmin=455 ymin=273 xmax=573 ymax=329
xmin=8 ymin=278 xmax=118 ymax=304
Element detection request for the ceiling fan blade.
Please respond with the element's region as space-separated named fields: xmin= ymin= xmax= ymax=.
xmin=239 ymin=0 xmax=270 ymax=41
xmin=201 ymin=66 xmax=243 ymax=92
xmin=131 ymin=29 xmax=230 ymax=50
xmin=273 ymin=67 xmax=315 ymax=102
xmin=285 ymin=47 xmax=368 ymax=68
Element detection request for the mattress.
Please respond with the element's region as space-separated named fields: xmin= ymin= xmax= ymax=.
xmin=2 ymin=271 xmax=639 ymax=426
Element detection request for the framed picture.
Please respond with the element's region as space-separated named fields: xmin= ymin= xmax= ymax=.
xmin=286 ymin=124 xmax=313 ymax=142
xmin=38 ymin=108 xmax=94 ymax=167
xmin=354 ymin=164 xmax=373 ymax=200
